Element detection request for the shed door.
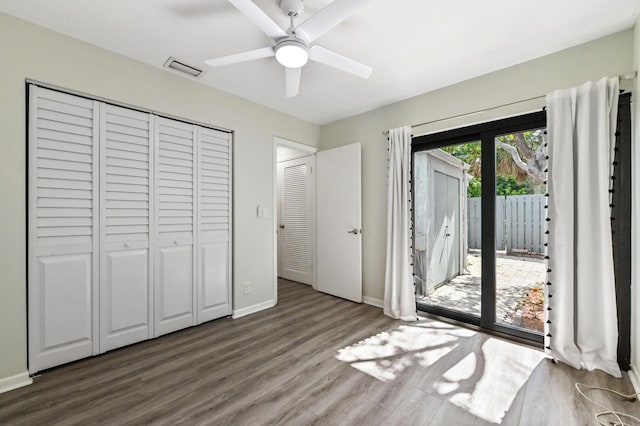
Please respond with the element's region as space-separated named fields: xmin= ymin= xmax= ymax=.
xmin=431 ymin=171 xmax=460 ymax=287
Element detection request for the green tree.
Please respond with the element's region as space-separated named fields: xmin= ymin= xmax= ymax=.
xmin=441 ymin=141 xmax=481 ymax=177
xmin=464 ymin=176 xmax=531 ymax=198
xmin=496 ymin=175 xmax=531 ymax=195
xmin=495 ymin=130 xmax=546 ymax=184
xmin=440 ymin=129 xmax=545 ymax=197
xmin=467 ymin=177 xmax=482 ymax=197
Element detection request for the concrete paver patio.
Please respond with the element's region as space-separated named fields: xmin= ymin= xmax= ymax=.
xmin=417 ymin=250 xmax=546 ymax=332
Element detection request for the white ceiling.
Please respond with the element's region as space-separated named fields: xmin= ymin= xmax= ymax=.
xmin=1 ymin=0 xmax=639 ymax=125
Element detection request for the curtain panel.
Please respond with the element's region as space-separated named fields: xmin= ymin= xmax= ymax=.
xmin=384 ymin=126 xmax=417 ymax=321
xmin=546 ymin=77 xmax=620 ymax=377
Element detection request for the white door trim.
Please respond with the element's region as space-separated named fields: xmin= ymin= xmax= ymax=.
xmin=272 ymin=137 xmax=318 ymax=304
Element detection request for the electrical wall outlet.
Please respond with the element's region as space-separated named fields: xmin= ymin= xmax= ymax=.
xmin=244 ymin=281 xmax=251 ymax=294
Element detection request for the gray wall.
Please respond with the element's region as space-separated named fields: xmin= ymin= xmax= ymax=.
xmin=0 ymin=12 xmax=320 ymax=382
xmin=319 ymin=30 xmax=634 ymax=307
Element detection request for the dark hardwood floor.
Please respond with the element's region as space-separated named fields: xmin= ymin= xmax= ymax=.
xmin=1 ymin=279 xmax=638 ymax=425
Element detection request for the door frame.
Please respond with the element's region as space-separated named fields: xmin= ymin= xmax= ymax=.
xmin=412 ymin=111 xmax=547 ymax=343
xmin=272 ymin=137 xmax=318 ymax=304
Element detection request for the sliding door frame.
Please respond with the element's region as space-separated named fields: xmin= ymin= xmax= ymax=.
xmin=412 ymin=111 xmax=547 ymax=343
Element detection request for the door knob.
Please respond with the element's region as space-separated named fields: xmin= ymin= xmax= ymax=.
xmin=347 ymin=228 xmax=360 ymax=235
xmin=279 ymin=224 xmax=285 ymax=229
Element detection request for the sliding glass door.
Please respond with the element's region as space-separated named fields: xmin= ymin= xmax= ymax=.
xmin=412 ymin=112 xmax=547 ymax=342
xmin=414 ymin=141 xmax=482 ymax=319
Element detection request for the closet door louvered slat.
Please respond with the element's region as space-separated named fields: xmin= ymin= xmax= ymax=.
xmin=277 ymin=156 xmax=313 ymax=285
xmin=99 ymin=104 xmax=153 ymax=352
xmin=197 ymin=127 xmax=232 ymax=323
xmin=28 ymin=86 xmax=100 ymax=373
xmin=155 ymin=117 xmax=196 ymax=336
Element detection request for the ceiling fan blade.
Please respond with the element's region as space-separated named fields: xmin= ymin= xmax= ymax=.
xmin=205 ymin=46 xmax=274 ymax=67
xmin=309 ymin=45 xmax=372 ymax=79
xmin=228 ymin=0 xmax=287 ymax=40
xmin=296 ymin=0 xmax=371 ymax=42
xmin=285 ymin=67 xmax=302 ymax=98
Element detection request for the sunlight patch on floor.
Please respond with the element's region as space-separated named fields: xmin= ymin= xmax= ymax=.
xmin=434 ymin=337 xmax=545 ymax=424
xmin=335 ymin=321 xmax=475 ymax=382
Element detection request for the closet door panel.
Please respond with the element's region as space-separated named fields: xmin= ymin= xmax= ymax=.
xmin=104 ymin=250 xmax=149 ymax=337
xmin=155 ymin=117 xmax=196 ymax=336
xmin=28 ymin=86 xmax=99 ymax=373
xmin=37 ymin=254 xmax=93 ymax=365
xmin=100 ymin=104 xmax=153 ymax=352
xmin=200 ymin=242 xmax=229 ymax=317
xmin=157 ymin=244 xmax=193 ymax=334
xmin=197 ymin=128 xmax=231 ymax=323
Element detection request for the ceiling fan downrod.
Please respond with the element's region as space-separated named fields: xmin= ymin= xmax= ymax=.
xmin=280 ymin=0 xmax=304 ymax=18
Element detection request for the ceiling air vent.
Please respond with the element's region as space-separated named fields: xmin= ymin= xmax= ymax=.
xmin=163 ymin=57 xmax=203 ymax=78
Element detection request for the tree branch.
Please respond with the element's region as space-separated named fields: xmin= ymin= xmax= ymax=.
xmin=512 ymin=132 xmax=534 ymax=163
xmin=496 ymin=141 xmax=545 ymax=183
xmin=496 ymin=141 xmax=530 ymax=172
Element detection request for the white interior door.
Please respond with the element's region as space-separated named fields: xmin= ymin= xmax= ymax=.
xmin=154 ymin=117 xmax=196 ymax=336
xmin=28 ymin=86 xmax=99 ymax=373
xmin=316 ymin=143 xmax=362 ymax=302
xmin=277 ymin=156 xmax=314 ymax=285
xmin=99 ymin=104 xmax=153 ymax=352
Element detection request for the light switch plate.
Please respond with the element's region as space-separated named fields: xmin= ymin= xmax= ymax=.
xmin=257 ymin=206 xmax=269 ymax=218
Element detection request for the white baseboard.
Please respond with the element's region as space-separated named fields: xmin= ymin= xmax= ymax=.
xmin=232 ymin=299 xmax=275 ymax=319
xmin=363 ymin=296 xmax=383 ymax=308
xmin=0 ymin=371 xmax=32 ymax=394
xmin=628 ymin=364 xmax=640 ymax=393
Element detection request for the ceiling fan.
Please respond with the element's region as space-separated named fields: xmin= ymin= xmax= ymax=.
xmin=205 ymin=0 xmax=373 ymax=97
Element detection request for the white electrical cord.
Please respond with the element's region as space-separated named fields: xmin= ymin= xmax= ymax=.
xmin=575 ymin=383 xmax=640 ymax=426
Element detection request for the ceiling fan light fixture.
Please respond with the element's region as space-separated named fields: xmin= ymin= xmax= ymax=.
xmin=275 ymin=38 xmax=309 ymax=68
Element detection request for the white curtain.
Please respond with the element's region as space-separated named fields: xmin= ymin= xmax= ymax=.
xmin=546 ymin=77 xmax=621 ymax=377
xmin=384 ymin=125 xmax=417 ymax=321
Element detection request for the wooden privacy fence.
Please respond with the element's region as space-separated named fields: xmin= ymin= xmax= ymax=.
xmin=467 ymin=194 xmax=546 ymax=254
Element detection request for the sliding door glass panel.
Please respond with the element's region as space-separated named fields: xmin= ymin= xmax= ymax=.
xmin=494 ymin=128 xmax=546 ymax=333
xmin=414 ymin=141 xmax=481 ymax=317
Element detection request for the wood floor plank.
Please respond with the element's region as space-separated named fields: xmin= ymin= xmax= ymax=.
xmin=1 ymin=278 xmax=639 ymax=425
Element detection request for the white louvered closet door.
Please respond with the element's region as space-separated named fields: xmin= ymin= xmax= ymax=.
xmin=28 ymin=86 xmax=100 ymax=373
xmin=155 ymin=117 xmax=196 ymax=336
xmin=277 ymin=156 xmax=314 ymax=285
xmin=99 ymin=104 xmax=153 ymax=352
xmin=196 ymin=127 xmax=232 ymax=323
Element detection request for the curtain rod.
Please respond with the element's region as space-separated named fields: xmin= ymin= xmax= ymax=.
xmin=382 ymin=71 xmax=637 ymax=136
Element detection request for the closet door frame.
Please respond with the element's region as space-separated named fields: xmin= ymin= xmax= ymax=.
xmin=27 ymin=82 xmax=233 ymax=372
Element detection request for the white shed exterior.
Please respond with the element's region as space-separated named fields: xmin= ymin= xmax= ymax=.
xmin=414 ymin=149 xmax=469 ymax=295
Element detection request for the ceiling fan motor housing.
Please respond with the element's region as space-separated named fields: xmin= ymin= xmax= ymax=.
xmin=280 ymin=0 xmax=304 ymax=17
